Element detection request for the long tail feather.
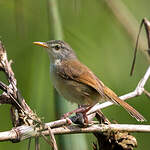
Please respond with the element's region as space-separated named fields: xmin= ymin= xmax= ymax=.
xmin=112 ymin=95 xmax=145 ymax=122
xmin=103 ymin=86 xmax=146 ymax=122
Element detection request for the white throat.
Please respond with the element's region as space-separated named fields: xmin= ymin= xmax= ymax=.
xmin=54 ymin=59 xmax=61 ymax=66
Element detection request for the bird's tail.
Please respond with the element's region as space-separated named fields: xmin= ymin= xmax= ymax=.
xmin=104 ymin=87 xmax=146 ymax=122
xmin=113 ymin=95 xmax=145 ymax=122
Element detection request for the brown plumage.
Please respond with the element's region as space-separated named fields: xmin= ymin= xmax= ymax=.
xmin=55 ymin=59 xmax=145 ymax=121
xmin=34 ymin=40 xmax=146 ymax=122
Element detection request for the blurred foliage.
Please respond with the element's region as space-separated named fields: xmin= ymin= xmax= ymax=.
xmin=0 ymin=0 xmax=150 ymax=149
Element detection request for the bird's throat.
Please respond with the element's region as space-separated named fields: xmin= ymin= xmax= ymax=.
xmin=54 ymin=59 xmax=62 ymax=66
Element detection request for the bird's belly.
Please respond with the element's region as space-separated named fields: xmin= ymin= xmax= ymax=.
xmin=50 ymin=71 xmax=101 ymax=105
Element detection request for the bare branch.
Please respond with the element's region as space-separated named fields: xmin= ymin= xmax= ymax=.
xmin=0 ymin=41 xmax=41 ymax=128
xmin=47 ymin=126 xmax=58 ymax=150
xmin=144 ymin=89 xmax=150 ymax=98
xmin=0 ymin=123 xmax=150 ymax=142
xmin=50 ymin=124 xmax=150 ymax=135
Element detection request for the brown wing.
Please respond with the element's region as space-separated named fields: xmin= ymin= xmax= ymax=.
xmin=55 ymin=59 xmax=145 ymax=121
xmin=56 ymin=59 xmax=105 ymax=97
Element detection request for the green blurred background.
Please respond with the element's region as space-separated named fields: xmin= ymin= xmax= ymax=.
xmin=0 ymin=0 xmax=150 ymax=149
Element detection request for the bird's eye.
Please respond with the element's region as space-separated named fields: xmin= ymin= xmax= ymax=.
xmin=54 ymin=44 xmax=61 ymax=51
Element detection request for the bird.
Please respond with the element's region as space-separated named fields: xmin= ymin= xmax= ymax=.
xmin=33 ymin=40 xmax=145 ymax=122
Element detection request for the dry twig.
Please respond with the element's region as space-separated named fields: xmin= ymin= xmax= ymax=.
xmin=0 ymin=41 xmax=57 ymax=148
xmin=1 ymin=123 xmax=150 ymax=142
xmin=47 ymin=126 xmax=58 ymax=150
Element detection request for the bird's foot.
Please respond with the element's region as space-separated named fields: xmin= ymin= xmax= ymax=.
xmin=61 ymin=107 xmax=91 ymax=125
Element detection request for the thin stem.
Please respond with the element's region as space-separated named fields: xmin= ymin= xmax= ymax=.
xmin=35 ymin=137 xmax=40 ymax=150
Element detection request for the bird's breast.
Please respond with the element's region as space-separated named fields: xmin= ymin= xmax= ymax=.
xmin=50 ymin=64 xmax=103 ymax=105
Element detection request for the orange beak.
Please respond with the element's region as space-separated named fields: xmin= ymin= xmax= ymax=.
xmin=33 ymin=42 xmax=48 ymax=48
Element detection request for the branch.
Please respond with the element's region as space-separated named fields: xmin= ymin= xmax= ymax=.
xmin=144 ymin=89 xmax=150 ymax=98
xmin=0 ymin=41 xmax=41 ymax=128
xmin=0 ymin=123 xmax=150 ymax=142
xmin=47 ymin=126 xmax=58 ymax=150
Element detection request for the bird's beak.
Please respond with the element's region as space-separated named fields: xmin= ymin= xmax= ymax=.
xmin=33 ymin=42 xmax=48 ymax=48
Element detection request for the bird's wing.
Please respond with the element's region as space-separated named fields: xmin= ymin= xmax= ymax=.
xmin=56 ymin=60 xmax=145 ymax=122
xmin=56 ymin=60 xmax=105 ymax=96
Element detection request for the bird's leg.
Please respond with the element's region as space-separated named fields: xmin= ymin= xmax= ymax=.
xmin=77 ymin=105 xmax=93 ymax=124
xmin=62 ymin=105 xmax=97 ymax=125
xmin=61 ymin=106 xmax=88 ymax=119
xmin=62 ymin=105 xmax=109 ymax=125
xmin=76 ymin=105 xmax=110 ymax=125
